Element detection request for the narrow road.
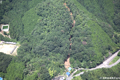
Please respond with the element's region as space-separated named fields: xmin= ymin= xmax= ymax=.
xmin=92 ymin=50 xmax=120 ymax=70
xmin=73 ymin=58 xmax=120 ymax=77
xmin=73 ymin=50 xmax=120 ymax=78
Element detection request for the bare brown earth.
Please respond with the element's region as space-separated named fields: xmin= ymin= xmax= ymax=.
xmin=0 ymin=44 xmax=18 ymax=56
xmin=64 ymin=57 xmax=70 ymax=69
xmin=64 ymin=3 xmax=76 ymax=70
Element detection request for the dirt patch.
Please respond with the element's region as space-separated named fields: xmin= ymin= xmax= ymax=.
xmin=70 ymin=43 xmax=72 ymax=45
xmin=82 ymin=41 xmax=87 ymax=45
xmin=70 ymin=13 xmax=72 ymax=15
xmin=64 ymin=3 xmax=70 ymax=11
xmin=0 ymin=30 xmax=11 ymax=39
xmin=64 ymin=55 xmax=70 ymax=69
xmin=73 ymin=20 xmax=75 ymax=24
xmin=0 ymin=44 xmax=18 ymax=55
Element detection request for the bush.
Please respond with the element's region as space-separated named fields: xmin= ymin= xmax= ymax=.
xmin=4 ymin=32 xmax=7 ymax=35
xmin=118 ymin=52 xmax=120 ymax=56
xmin=0 ymin=52 xmax=12 ymax=73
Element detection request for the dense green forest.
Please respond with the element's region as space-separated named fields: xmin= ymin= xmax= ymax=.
xmin=0 ymin=0 xmax=120 ymax=80
xmin=0 ymin=34 xmax=11 ymax=41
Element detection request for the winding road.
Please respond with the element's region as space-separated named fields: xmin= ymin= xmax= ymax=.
xmin=72 ymin=50 xmax=120 ymax=78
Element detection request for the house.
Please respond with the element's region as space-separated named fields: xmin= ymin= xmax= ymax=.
xmin=0 ymin=77 xmax=3 ymax=80
xmin=66 ymin=72 xmax=70 ymax=77
xmin=68 ymin=67 xmax=72 ymax=72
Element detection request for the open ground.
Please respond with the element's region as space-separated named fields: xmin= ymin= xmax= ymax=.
xmin=0 ymin=44 xmax=19 ymax=56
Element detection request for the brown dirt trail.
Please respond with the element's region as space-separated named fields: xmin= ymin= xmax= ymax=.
xmin=64 ymin=3 xmax=76 ymax=70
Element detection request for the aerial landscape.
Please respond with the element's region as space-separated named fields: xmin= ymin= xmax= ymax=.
xmin=0 ymin=0 xmax=120 ymax=80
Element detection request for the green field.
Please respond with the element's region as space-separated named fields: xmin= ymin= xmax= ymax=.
xmin=3 ymin=26 xmax=8 ymax=29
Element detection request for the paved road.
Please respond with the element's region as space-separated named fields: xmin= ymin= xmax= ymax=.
xmin=52 ymin=76 xmax=64 ymax=80
xmin=73 ymin=50 xmax=120 ymax=77
xmin=73 ymin=72 xmax=84 ymax=77
xmin=95 ymin=50 xmax=120 ymax=69
xmin=106 ymin=58 xmax=120 ymax=68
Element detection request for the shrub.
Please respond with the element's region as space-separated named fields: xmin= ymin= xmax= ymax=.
xmin=4 ymin=32 xmax=7 ymax=35
xmin=118 ymin=52 xmax=120 ymax=56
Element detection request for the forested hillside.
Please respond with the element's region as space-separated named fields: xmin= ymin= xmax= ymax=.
xmin=0 ymin=0 xmax=120 ymax=80
xmin=76 ymin=0 xmax=120 ymax=32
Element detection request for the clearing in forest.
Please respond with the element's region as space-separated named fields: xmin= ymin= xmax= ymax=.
xmin=64 ymin=56 xmax=70 ymax=69
xmin=0 ymin=44 xmax=19 ymax=56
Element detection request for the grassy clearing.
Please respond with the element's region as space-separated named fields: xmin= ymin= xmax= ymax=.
xmin=109 ymin=56 xmax=120 ymax=65
xmin=3 ymin=26 xmax=8 ymax=29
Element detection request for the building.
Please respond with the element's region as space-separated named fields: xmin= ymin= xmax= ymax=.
xmin=66 ymin=72 xmax=70 ymax=77
xmin=0 ymin=77 xmax=3 ymax=80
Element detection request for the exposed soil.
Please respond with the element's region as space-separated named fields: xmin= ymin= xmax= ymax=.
xmin=64 ymin=55 xmax=70 ymax=69
xmin=64 ymin=3 xmax=76 ymax=70
xmin=0 ymin=44 xmax=19 ymax=56
xmin=0 ymin=44 xmax=15 ymax=54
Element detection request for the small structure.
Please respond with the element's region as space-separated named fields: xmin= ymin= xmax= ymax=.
xmin=1 ymin=24 xmax=9 ymax=32
xmin=0 ymin=77 xmax=3 ymax=80
xmin=68 ymin=67 xmax=72 ymax=72
xmin=66 ymin=72 xmax=70 ymax=77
